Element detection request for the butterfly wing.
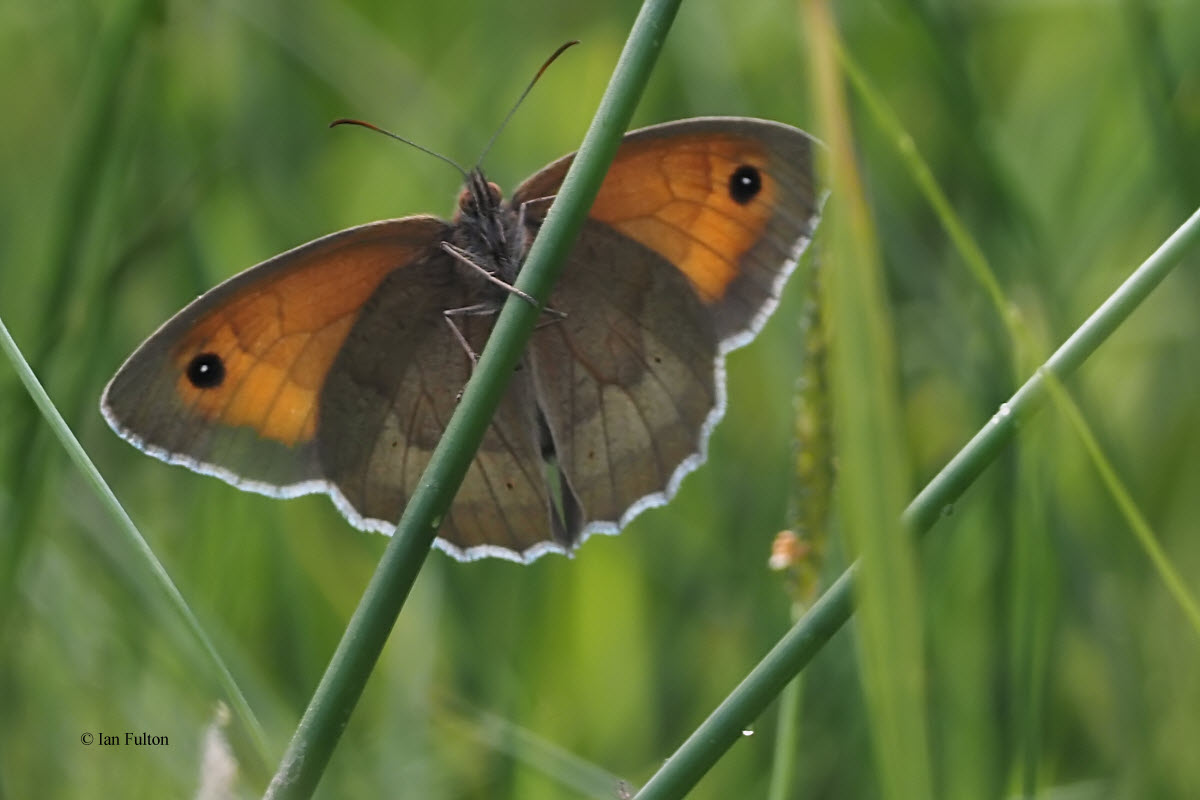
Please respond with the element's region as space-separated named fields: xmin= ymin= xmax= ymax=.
xmin=103 ymin=217 xmax=452 ymax=492
xmin=105 ymin=117 xmax=820 ymax=562
xmin=314 ymin=256 xmax=567 ymax=559
xmin=103 ymin=216 xmax=563 ymax=558
xmin=512 ymin=117 xmax=821 ymax=540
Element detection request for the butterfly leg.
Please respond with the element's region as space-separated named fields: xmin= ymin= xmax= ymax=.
xmin=441 ymin=242 xmax=539 ymax=308
xmin=534 ymin=308 xmax=568 ymax=331
xmin=442 ymin=303 xmax=497 ymax=367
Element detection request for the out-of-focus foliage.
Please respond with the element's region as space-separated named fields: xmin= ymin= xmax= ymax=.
xmin=2 ymin=0 xmax=1198 ymax=797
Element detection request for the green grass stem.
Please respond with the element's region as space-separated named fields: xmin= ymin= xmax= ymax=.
xmin=0 ymin=318 xmax=270 ymax=768
xmin=836 ymin=44 xmax=1017 ymax=362
xmin=0 ymin=0 xmax=157 ymax=629
xmin=806 ymin=1 xmax=932 ymax=795
xmin=262 ymin=0 xmax=683 ymax=796
xmin=842 ymin=19 xmax=1200 ymax=651
xmin=631 ymin=204 xmax=1200 ymax=798
xmin=766 ymin=621 xmax=804 ymax=800
xmin=1046 ymin=378 xmax=1200 ymax=635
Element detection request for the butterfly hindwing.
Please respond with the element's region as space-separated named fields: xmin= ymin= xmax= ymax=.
xmin=515 ymin=118 xmax=821 ymax=537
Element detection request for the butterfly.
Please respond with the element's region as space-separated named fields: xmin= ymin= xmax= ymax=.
xmin=102 ymin=116 xmax=821 ymax=562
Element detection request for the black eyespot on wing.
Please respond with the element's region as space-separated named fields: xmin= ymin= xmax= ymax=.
xmin=186 ymin=352 xmax=225 ymax=389
xmin=728 ymin=165 xmax=762 ymax=205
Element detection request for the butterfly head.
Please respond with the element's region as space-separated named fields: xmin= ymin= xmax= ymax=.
xmin=450 ymin=169 xmax=525 ymax=283
xmin=454 ymin=170 xmax=503 ymax=222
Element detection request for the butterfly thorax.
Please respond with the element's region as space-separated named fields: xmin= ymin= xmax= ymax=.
xmin=450 ymin=168 xmax=526 ymax=290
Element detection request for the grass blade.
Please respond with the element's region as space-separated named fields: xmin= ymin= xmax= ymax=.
xmin=263 ymin=0 xmax=684 ymax=795
xmin=631 ymin=197 xmax=1200 ymax=797
xmin=0 ymin=317 xmax=271 ymax=768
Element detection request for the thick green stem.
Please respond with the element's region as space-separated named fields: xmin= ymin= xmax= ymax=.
xmin=632 ymin=208 xmax=1200 ymax=798
xmin=263 ymin=1 xmax=683 ymax=796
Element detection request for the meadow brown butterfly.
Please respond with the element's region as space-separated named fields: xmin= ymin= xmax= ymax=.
xmin=102 ymin=116 xmax=821 ymax=562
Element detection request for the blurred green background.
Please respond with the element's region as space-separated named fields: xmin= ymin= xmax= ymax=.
xmin=3 ymin=0 xmax=1199 ymax=797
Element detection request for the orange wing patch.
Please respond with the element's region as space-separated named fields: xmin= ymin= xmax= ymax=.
xmin=590 ymin=136 xmax=775 ymax=302
xmin=169 ymin=234 xmax=428 ymax=446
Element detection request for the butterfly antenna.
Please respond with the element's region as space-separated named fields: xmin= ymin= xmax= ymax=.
xmin=474 ymin=40 xmax=579 ymax=169
xmin=329 ymin=118 xmax=469 ymax=181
